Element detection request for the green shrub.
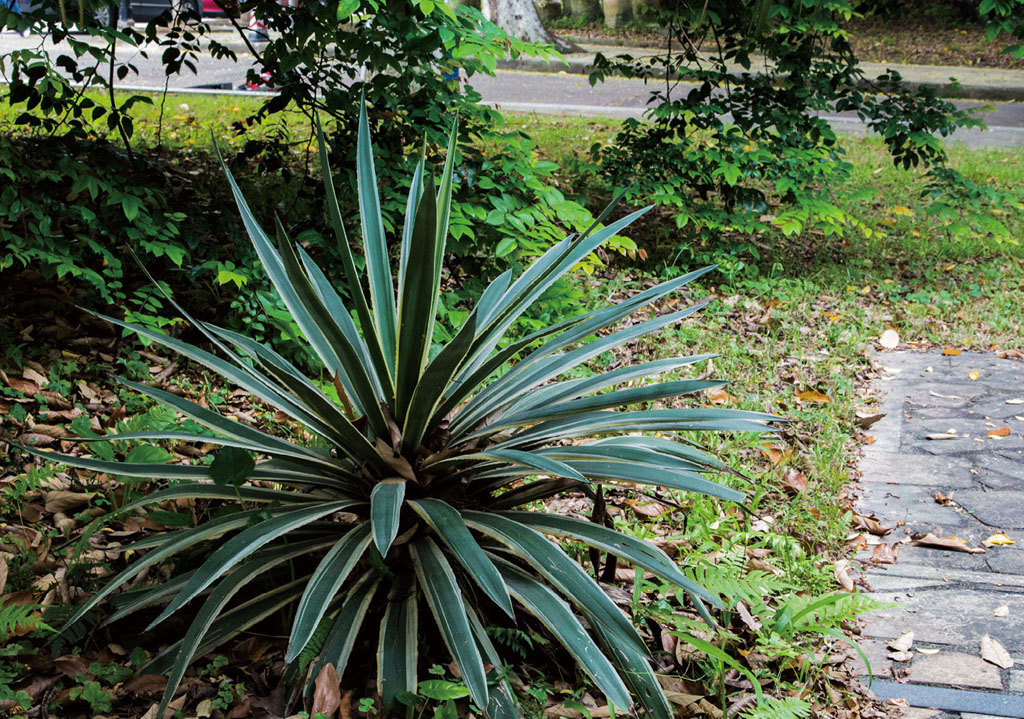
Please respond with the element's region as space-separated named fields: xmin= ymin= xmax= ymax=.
xmin=21 ymin=103 xmax=778 ymax=717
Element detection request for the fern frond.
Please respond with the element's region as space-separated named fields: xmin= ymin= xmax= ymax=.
xmin=743 ymin=696 xmax=812 ymax=719
xmin=0 ymin=604 xmax=50 ymax=638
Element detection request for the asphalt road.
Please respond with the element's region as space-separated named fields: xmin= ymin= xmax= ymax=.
xmin=3 ymin=30 xmax=1024 ymax=147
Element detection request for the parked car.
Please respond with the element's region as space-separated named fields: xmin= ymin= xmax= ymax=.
xmin=20 ymin=0 xmax=236 ymax=29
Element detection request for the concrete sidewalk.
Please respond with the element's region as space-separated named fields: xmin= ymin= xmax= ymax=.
xmin=855 ymin=351 xmax=1024 ymax=718
xmin=498 ymin=43 xmax=1024 ymax=102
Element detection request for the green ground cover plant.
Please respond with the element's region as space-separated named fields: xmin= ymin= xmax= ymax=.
xmin=9 ymin=103 xmax=784 ymax=718
xmin=1 ymin=101 xmax=1022 ymax=718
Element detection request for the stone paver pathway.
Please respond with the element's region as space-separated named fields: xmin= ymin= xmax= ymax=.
xmin=854 ymin=351 xmax=1024 ymax=718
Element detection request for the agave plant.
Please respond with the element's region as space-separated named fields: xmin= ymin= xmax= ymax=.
xmin=19 ymin=102 xmax=777 ymax=718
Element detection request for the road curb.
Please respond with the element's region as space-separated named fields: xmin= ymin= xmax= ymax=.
xmin=496 ymin=54 xmax=1024 ymax=103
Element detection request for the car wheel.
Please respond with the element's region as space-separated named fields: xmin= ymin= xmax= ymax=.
xmin=181 ymin=0 xmax=201 ymax=19
xmin=92 ymin=3 xmax=118 ymax=28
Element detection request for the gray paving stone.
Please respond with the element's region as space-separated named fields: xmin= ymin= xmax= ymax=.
xmin=956 ymin=490 xmax=1024 ymax=529
xmin=862 ymin=589 xmax=1024 ymax=651
xmin=858 ymin=451 xmax=976 ymax=488
xmin=849 ymin=638 xmax=892 ymax=677
xmin=908 ymin=419 xmax=1024 ymax=450
xmin=857 ymin=482 xmax=968 ymax=527
xmin=968 ymin=401 xmax=1024 ymax=420
xmin=989 ymin=548 xmax=1024 ymax=576
xmin=973 ymin=454 xmax=1024 ymax=490
xmin=895 ymin=544 xmax=994 ymax=571
xmin=862 ymin=572 xmax=951 ymax=592
xmin=909 ymin=651 xmax=1003 ymax=690
xmin=899 ymin=383 xmax=991 ymax=408
xmin=1011 ymin=671 xmax=1024 ymax=693
xmin=900 ymin=710 xmax=942 ymax=719
xmin=868 ymin=562 xmax=1024 ymax=589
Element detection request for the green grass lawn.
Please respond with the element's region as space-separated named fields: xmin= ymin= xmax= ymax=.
xmin=1 ymin=95 xmax=1022 ymax=717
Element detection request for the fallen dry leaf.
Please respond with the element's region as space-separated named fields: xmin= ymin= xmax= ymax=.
xmin=889 ymin=650 xmax=913 ymax=662
xmin=968 ymin=371 xmax=979 ymax=381
xmin=854 ymin=512 xmax=890 ymax=537
xmin=736 ymin=600 xmax=762 ymax=632
xmin=916 ymin=648 xmax=940 ymax=655
xmin=705 ymin=386 xmax=736 ymax=405
xmin=994 ymin=604 xmax=1009 ymax=618
xmin=987 ymin=426 xmax=1011 ymax=438
xmin=983 ymin=531 xmax=1015 ymax=547
xmin=834 ymin=560 xmax=854 ymax=591
xmin=980 ymin=634 xmax=1013 ymax=669
xmin=22 ymin=367 xmax=48 ymax=387
xmin=759 ymin=443 xmax=793 ymax=466
xmin=781 ymin=469 xmax=808 ymax=495
xmin=5 ymin=376 xmax=40 ymax=395
xmin=888 ymin=631 xmax=914 ymax=653
xmin=1006 ymin=398 xmax=1024 ymax=405
xmin=854 ymin=412 xmax=885 ymax=429
xmin=913 ymin=533 xmax=985 ymax=554
xmin=870 ymin=543 xmax=899 ymax=565
xmin=312 ymin=663 xmax=342 ymax=718
xmin=942 ymin=348 xmax=961 ymax=356
xmin=626 ymin=499 xmax=668 ymax=518
xmin=43 ymin=491 xmax=94 ymax=514
xmin=879 ymin=329 xmax=900 ymax=349
xmin=0 ymin=556 xmax=7 ymax=595
xmin=933 ymin=491 xmax=956 ymax=507
xmin=926 ymin=432 xmax=959 ymax=440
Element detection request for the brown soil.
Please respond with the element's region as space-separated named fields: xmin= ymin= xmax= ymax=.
xmin=553 ymin=10 xmax=1024 ymax=70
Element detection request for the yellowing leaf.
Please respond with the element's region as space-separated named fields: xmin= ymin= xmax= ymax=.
xmin=891 ymin=205 xmax=914 ymax=217
xmin=987 ymin=426 xmax=1011 ymax=438
xmin=983 ymin=531 xmax=1015 ymax=547
xmin=797 ymin=390 xmax=832 ymax=404
xmin=969 ymin=371 xmax=979 ymax=381
xmin=942 ymin=348 xmax=961 ymax=356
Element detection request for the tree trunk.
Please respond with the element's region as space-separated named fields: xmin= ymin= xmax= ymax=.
xmin=482 ymin=0 xmax=577 ymax=52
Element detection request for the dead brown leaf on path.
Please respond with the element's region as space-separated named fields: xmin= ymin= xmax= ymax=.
xmin=853 ymin=512 xmax=890 ymax=536
xmin=933 ymin=491 xmax=957 ymax=507
xmin=888 ymin=630 xmax=914 ymax=662
xmin=912 ymin=532 xmax=985 ymax=554
xmin=942 ymin=348 xmax=962 ymax=356
xmin=987 ymin=426 xmax=1011 ymax=438
xmin=854 ymin=412 xmax=885 ymax=429
xmin=980 ymin=634 xmax=1013 ymax=669
xmin=994 ymin=604 xmax=1009 ymax=617
xmin=312 ymin=663 xmax=342 ymax=718
xmin=870 ymin=543 xmax=899 ymax=565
